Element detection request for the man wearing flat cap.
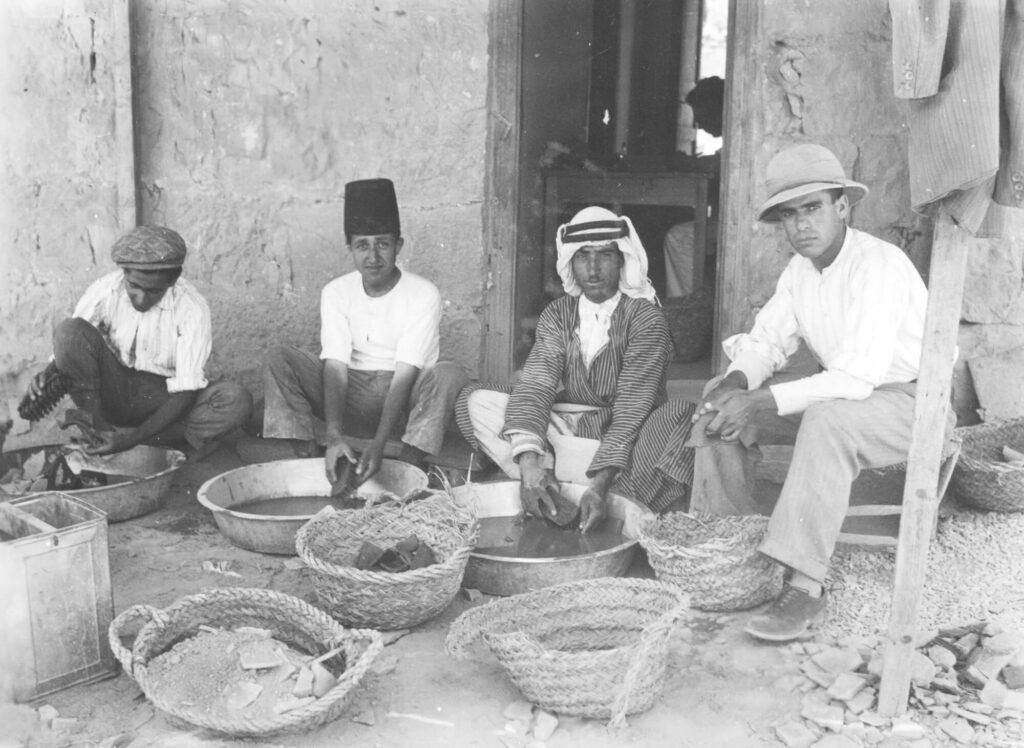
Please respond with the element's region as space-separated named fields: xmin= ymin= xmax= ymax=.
xmin=457 ymin=206 xmax=696 ymax=532
xmin=689 ymin=143 xmax=943 ymax=641
xmin=250 ymin=178 xmax=467 ymax=485
xmin=25 ymin=225 xmax=253 ymax=458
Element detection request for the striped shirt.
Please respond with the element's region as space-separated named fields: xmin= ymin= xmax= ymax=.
xmin=503 ymin=294 xmax=672 ymax=474
xmin=724 ymin=228 xmax=927 ymax=416
xmin=72 ymin=270 xmax=211 ymax=393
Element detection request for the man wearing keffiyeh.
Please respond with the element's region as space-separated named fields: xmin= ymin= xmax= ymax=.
xmin=456 ymin=206 xmax=696 ymax=532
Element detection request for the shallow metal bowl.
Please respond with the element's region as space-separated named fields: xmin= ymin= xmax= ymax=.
xmin=0 ymin=443 xmax=185 ymax=522
xmin=197 ymin=458 xmax=428 ymax=555
xmin=450 ymin=480 xmax=655 ymax=596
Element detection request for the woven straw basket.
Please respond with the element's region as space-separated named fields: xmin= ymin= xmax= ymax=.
xmin=445 ymin=578 xmax=689 ymax=727
xmin=296 ymin=492 xmax=478 ymax=630
xmin=950 ymin=419 xmax=1024 ymax=512
xmin=107 ymin=587 xmax=383 ymax=737
xmin=639 ymin=512 xmax=784 ymax=611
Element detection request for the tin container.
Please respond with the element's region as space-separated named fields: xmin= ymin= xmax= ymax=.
xmin=0 ymin=492 xmax=117 ymax=702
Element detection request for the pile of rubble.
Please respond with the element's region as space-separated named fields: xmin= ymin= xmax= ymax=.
xmin=773 ymin=622 xmax=1024 ymax=746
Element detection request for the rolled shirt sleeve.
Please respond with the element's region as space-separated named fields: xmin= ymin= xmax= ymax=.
xmin=166 ymin=295 xmax=211 ymax=393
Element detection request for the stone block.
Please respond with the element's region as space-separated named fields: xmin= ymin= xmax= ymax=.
xmin=503 ymin=700 xmax=534 ymax=723
xmin=827 ymin=672 xmax=868 ymax=702
xmin=844 ymin=688 xmax=875 ymax=715
xmin=950 ymin=705 xmax=991 ymax=725
xmin=890 ymin=716 xmax=926 ymax=739
xmin=802 ymin=660 xmax=838 ymax=689
xmin=938 ymin=716 xmax=975 ymax=744
xmin=1004 ymin=666 xmax=1024 ymax=690
xmin=980 ymin=679 xmax=1008 ymax=708
xmin=812 ymin=646 xmax=864 ymax=675
xmin=910 ymin=651 xmax=937 ymax=687
xmin=927 ymin=644 xmax=958 ymax=669
xmin=801 ymin=702 xmax=845 ymax=732
xmin=531 ymin=710 xmax=558 ymax=741
xmin=775 ymin=719 xmax=817 ymax=748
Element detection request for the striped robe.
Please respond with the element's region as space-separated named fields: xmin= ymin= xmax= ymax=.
xmin=457 ymin=294 xmax=695 ymax=511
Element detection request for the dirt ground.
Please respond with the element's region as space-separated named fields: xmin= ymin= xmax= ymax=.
xmin=2 ymin=442 xmax=1019 ymax=748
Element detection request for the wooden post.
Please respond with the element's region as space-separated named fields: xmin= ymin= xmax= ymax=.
xmin=111 ymin=0 xmax=136 ymax=230
xmin=612 ymin=0 xmax=637 ymax=156
xmin=878 ymin=211 xmax=969 ymax=716
xmin=480 ymin=0 xmax=523 ymax=382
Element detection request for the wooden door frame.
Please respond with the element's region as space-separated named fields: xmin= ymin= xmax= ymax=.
xmin=480 ymin=0 xmax=523 ymax=382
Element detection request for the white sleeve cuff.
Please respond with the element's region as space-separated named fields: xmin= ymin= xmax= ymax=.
xmin=726 ymin=351 xmax=774 ymax=391
xmin=166 ymin=374 xmax=208 ymax=394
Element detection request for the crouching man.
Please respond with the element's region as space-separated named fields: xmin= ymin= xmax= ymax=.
xmin=457 ymin=207 xmax=695 ymax=531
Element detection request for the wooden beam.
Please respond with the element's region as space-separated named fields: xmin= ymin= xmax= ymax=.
xmin=480 ymin=0 xmax=522 ymax=382
xmin=713 ymin=0 xmax=761 ymax=373
xmin=613 ymin=0 xmax=637 ymax=156
xmin=111 ymin=0 xmax=136 ymax=231
xmin=878 ymin=211 xmax=969 ymax=716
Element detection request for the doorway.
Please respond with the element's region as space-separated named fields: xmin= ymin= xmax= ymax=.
xmin=510 ymin=0 xmax=729 ymax=379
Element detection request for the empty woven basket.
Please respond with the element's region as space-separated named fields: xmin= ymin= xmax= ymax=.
xmin=638 ymin=512 xmax=784 ymax=611
xmin=107 ymin=587 xmax=383 ymax=737
xmin=949 ymin=418 xmax=1024 ymax=512
xmin=445 ymin=577 xmax=689 ymax=727
xmin=296 ymin=492 xmax=478 ymax=630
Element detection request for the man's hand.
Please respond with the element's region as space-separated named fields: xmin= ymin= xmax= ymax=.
xmin=356 ymin=441 xmax=386 ymax=486
xmin=83 ymin=426 xmax=138 ymax=455
xmin=704 ymin=388 xmax=776 ymax=441
xmin=27 ymin=369 xmax=48 ymax=399
xmin=325 ymin=438 xmax=358 ymax=483
xmin=691 ymin=371 xmax=747 ymax=423
xmin=579 ymin=487 xmax=608 ymax=533
xmin=517 ymin=452 xmax=559 ymax=517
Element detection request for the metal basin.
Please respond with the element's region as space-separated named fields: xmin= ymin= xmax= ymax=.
xmin=197 ymin=458 xmax=428 ymax=555
xmin=0 ymin=444 xmax=185 ymax=522
xmin=450 ymin=480 xmax=655 ymax=596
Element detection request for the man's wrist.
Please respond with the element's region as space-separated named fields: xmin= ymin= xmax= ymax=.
xmin=723 ymin=370 xmax=749 ymax=390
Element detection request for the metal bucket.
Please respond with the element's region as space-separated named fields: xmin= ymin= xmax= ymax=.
xmin=0 ymin=444 xmax=185 ymax=522
xmin=449 ymin=481 xmax=655 ymax=596
xmin=196 ymin=458 xmax=428 ymax=555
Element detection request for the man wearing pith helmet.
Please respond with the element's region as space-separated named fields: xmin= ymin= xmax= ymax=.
xmin=689 ymin=143 xmax=942 ymax=641
xmin=247 ymin=178 xmax=468 ymax=485
xmin=24 ymin=225 xmax=253 ymax=459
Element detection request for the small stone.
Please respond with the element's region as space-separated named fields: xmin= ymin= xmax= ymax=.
xmin=866 ymin=652 xmax=884 ymax=677
xmin=960 ymin=701 xmax=993 ymax=714
xmin=845 ymin=688 xmax=875 ymax=715
xmin=931 ymin=675 xmax=961 ymax=695
xmin=954 ymin=632 xmax=981 ymax=658
xmin=828 ymin=672 xmax=867 ymax=701
xmin=802 ymin=702 xmax=845 ymax=732
xmin=233 ymin=626 xmax=272 ymax=639
xmin=49 ymin=717 xmax=78 ymax=732
xmin=859 ymin=711 xmax=889 ymax=728
xmin=802 ymin=660 xmax=838 ymax=688
xmin=804 ymin=642 xmax=823 ymax=655
xmin=531 ymin=710 xmax=558 ymax=741
xmin=910 ymin=651 xmax=936 ymax=686
xmin=913 ymin=628 xmax=939 ymax=648
xmin=933 ymin=692 xmax=959 ymax=704
xmin=980 ymin=679 xmax=1008 ymax=707
xmin=371 ymin=653 xmax=399 ymax=675
xmin=963 ymin=665 xmax=989 ymax=688
xmin=503 ymin=700 xmax=535 ymax=723
xmin=890 ymin=716 xmax=926 ymax=739
xmin=774 ymin=719 xmax=817 ymax=748
xmin=283 ymin=557 xmax=305 ymax=570
xmin=350 ymin=705 xmax=376 ymax=725
xmin=927 ymin=645 xmax=958 ymax=669
xmin=938 ymin=716 xmax=975 ymax=744
xmin=293 ymin=665 xmax=314 ymax=697
xmin=1002 ymin=665 xmax=1024 ymax=689
xmin=36 ymin=705 xmax=58 ymax=727
xmin=461 ymin=587 xmax=484 ymax=602
xmin=863 ymin=726 xmax=883 ymax=744
xmin=949 ymin=705 xmax=991 ymax=724
xmin=238 ymin=640 xmax=284 ymax=670
xmin=982 ymin=622 xmax=1006 ymax=638
xmin=311 ymin=661 xmax=338 ymax=697
xmin=223 ymin=681 xmax=263 ymax=710
xmin=928 ymin=706 xmax=949 ymax=717
xmin=812 ymin=647 xmax=864 ymax=674
xmin=788 ymin=642 xmax=807 ymax=655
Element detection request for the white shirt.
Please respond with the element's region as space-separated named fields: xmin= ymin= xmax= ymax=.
xmin=72 ymin=271 xmax=211 ymax=393
xmin=577 ymin=292 xmax=621 ymax=368
xmin=723 ymin=227 xmax=928 ymax=416
xmin=319 ymin=270 xmax=441 ymax=371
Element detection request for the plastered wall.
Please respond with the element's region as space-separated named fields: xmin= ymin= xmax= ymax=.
xmin=1 ymin=0 xmax=489 ymax=410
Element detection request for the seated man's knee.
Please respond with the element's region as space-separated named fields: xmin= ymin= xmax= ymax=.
xmin=53 ymin=318 xmax=94 ymax=354
xmin=264 ymin=345 xmax=293 ymax=377
xmin=799 ymin=400 xmax=850 ymax=436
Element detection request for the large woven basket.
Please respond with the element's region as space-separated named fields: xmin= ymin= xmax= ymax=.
xmin=445 ymin=578 xmax=689 ymax=727
xmin=949 ymin=419 xmax=1024 ymax=512
xmin=639 ymin=512 xmax=784 ymax=611
xmin=661 ymin=293 xmax=714 ymax=363
xmin=296 ymin=492 xmax=478 ymax=630
xmin=107 ymin=587 xmax=383 ymax=737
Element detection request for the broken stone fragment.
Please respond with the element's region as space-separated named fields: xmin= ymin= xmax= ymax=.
xmin=800 ymin=660 xmax=838 ymax=689
xmin=237 ymin=640 xmax=284 ymax=670
xmin=953 ymin=632 xmax=980 ymax=658
xmin=773 ymin=719 xmax=816 ymax=748
xmin=350 ymin=705 xmax=376 ymax=725
xmin=223 ymin=681 xmax=263 ymax=710
xmin=503 ymin=700 xmax=534 ymax=723
xmin=293 ymin=665 xmax=314 ymax=698
xmin=811 ymin=646 xmax=863 ymax=675
xmin=1003 ymin=665 xmax=1024 ymax=689
xmin=49 ymin=717 xmax=78 ymax=732
xmin=890 ymin=715 xmax=926 ymax=739
xmin=370 ymin=653 xmax=399 ymax=675
xmin=980 ymin=679 xmax=1008 ymax=708
xmin=800 ymin=701 xmax=844 ymax=732
xmin=233 ymin=626 xmax=272 ymax=639
xmin=909 ymin=651 xmax=936 ymax=687
xmin=311 ymin=661 xmax=338 ymax=698
xmin=773 ymin=673 xmax=808 ymax=693
xmin=827 ymin=672 xmax=867 ymax=701
xmin=926 ymin=644 xmax=957 ymax=669
xmin=938 ymin=715 xmax=975 ymax=744
xmin=461 ymin=587 xmax=483 ymax=602
xmin=843 ymin=687 xmax=875 ymax=715
xmin=963 ymin=665 xmax=988 ymax=688
xmin=949 ymin=705 xmax=991 ymax=724
xmin=531 ymin=709 xmax=558 ymax=741
xmin=857 ymin=710 xmax=889 ymax=728
xmin=36 ymin=704 xmax=58 ymax=727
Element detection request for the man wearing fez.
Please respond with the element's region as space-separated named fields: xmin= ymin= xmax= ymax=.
xmin=252 ymin=178 xmax=468 ymax=485
xmin=24 ymin=226 xmax=253 ymax=458
xmin=457 ymin=206 xmax=696 ymax=532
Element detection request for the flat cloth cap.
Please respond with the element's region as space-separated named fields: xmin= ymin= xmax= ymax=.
xmin=111 ymin=226 xmax=188 ymax=269
xmin=344 ymin=178 xmax=401 ymax=238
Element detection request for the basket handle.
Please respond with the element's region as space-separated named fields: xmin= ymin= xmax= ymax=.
xmin=108 ymin=604 xmax=164 ymax=678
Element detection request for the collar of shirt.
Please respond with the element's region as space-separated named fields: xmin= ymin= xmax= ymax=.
xmin=577 ymin=292 xmax=621 ymax=368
